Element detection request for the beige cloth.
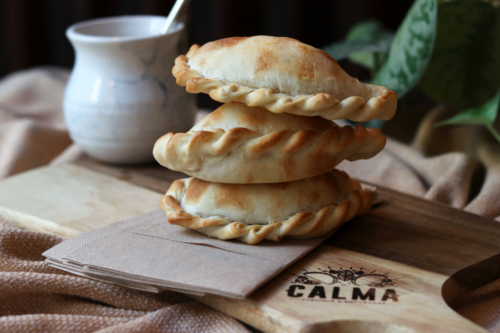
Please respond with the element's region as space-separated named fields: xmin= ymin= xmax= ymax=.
xmin=0 ymin=67 xmax=73 ymax=178
xmin=0 ymin=220 xmax=249 ymax=332
xmin=0 ymin=67 xmax=499 ymax=332
xmin=338 ymin=107 xmax=500 ymax=222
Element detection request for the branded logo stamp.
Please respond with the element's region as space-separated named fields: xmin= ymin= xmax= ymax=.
xmin=286 ymin=266 xmax=399 ymax=304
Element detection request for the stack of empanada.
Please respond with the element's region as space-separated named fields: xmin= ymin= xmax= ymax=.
xmin=153 ymin=36 xmax=396 ymax=244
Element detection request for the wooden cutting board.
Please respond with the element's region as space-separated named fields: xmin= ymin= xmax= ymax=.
xmin=0 ymin=160 xmax=499 ymax=333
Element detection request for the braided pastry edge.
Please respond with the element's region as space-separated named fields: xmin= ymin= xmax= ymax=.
xmin=159 ymin=178 xmax=374 ymax=245
xmin=154 ymin=124 xmax=386 ymax=184
xmin=172 ymin=44 xmax=397 ymax=122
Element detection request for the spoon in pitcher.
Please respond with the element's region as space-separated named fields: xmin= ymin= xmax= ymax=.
xmin=160 ymin=0 xmax=191 ymax=35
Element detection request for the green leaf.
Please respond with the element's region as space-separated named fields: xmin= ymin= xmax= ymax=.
xmin=345 ymin=119 xmax=386 ymax=130
xmin=346 ymin=20 xmax=387 ymax=41
xmin=359 ymin=119 xmax=386 ymax=129
xmin=322 ymin=20 xmax=393 ymax=71
xmin=419 ymin=1 xmax=500 ymax=110
xmin=346 ymin=20 xmax=394 ymax=72
xmin=436 ymin=91 xmax=500 ymax=143
xmin=372 ymin=0 xmax=438 ymax=98
xmin=323 ymin=40 xmax=391 ymax=62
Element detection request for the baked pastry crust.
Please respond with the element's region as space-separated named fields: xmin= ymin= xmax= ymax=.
xmin=153 ymin=102 xmax=386 ymax=184
xmin=159 ymin=170 xmax=373 ymax=244
xmin=172 ymin=36 xmax=397 ymax=122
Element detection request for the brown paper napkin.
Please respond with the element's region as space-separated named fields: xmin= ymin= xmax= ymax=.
xmin=43 ymin=210 xmax=329 ymax=299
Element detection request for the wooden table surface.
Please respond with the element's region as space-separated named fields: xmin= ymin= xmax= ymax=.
xmin=0 ymin=156 xmax=499 ymax=333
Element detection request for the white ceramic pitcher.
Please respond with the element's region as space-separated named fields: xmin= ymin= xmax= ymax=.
xmin=64 ymin=16 xmax=196 ymax=164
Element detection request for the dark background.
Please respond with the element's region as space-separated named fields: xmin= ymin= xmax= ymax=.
xmin=0 ymin=0 xmax=413 ymax=107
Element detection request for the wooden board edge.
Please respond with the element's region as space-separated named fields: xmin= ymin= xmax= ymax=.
xmin=0 ymin=205 xmax=77 ymax=238
xmin=191 ymin=295 xmax=310 ymax=333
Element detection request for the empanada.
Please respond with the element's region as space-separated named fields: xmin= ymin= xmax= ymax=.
xmin=173 ymin=36 xmax=397 ymax=122
xmin=153 ymin=102 xmax=386 ymax=183
xmin=160 ymin=170 xmax=373 ymax=244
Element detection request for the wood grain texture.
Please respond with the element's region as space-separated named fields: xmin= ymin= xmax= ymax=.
xmin=74 ymin=155 xmax=185 ymax=194
xmin=191 ymin=188 xmax=500 ymax=333
xmin=1 ymin=157 xmax=499 ymax=332
xmin=0 ymin=163 xmax=162 ymax=238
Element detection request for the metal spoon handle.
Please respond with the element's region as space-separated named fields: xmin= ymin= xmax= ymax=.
xmin=160 ymin=0 xmax=191 ymax=35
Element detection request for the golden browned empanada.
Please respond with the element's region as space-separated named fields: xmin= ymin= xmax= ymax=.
xmin=153 ymin=102 xmax=386 ymax=184
xmin=173 ymin=36 xmax=397 ymax=122
xmin=160 ymin=170 xmax=373 ymax=244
